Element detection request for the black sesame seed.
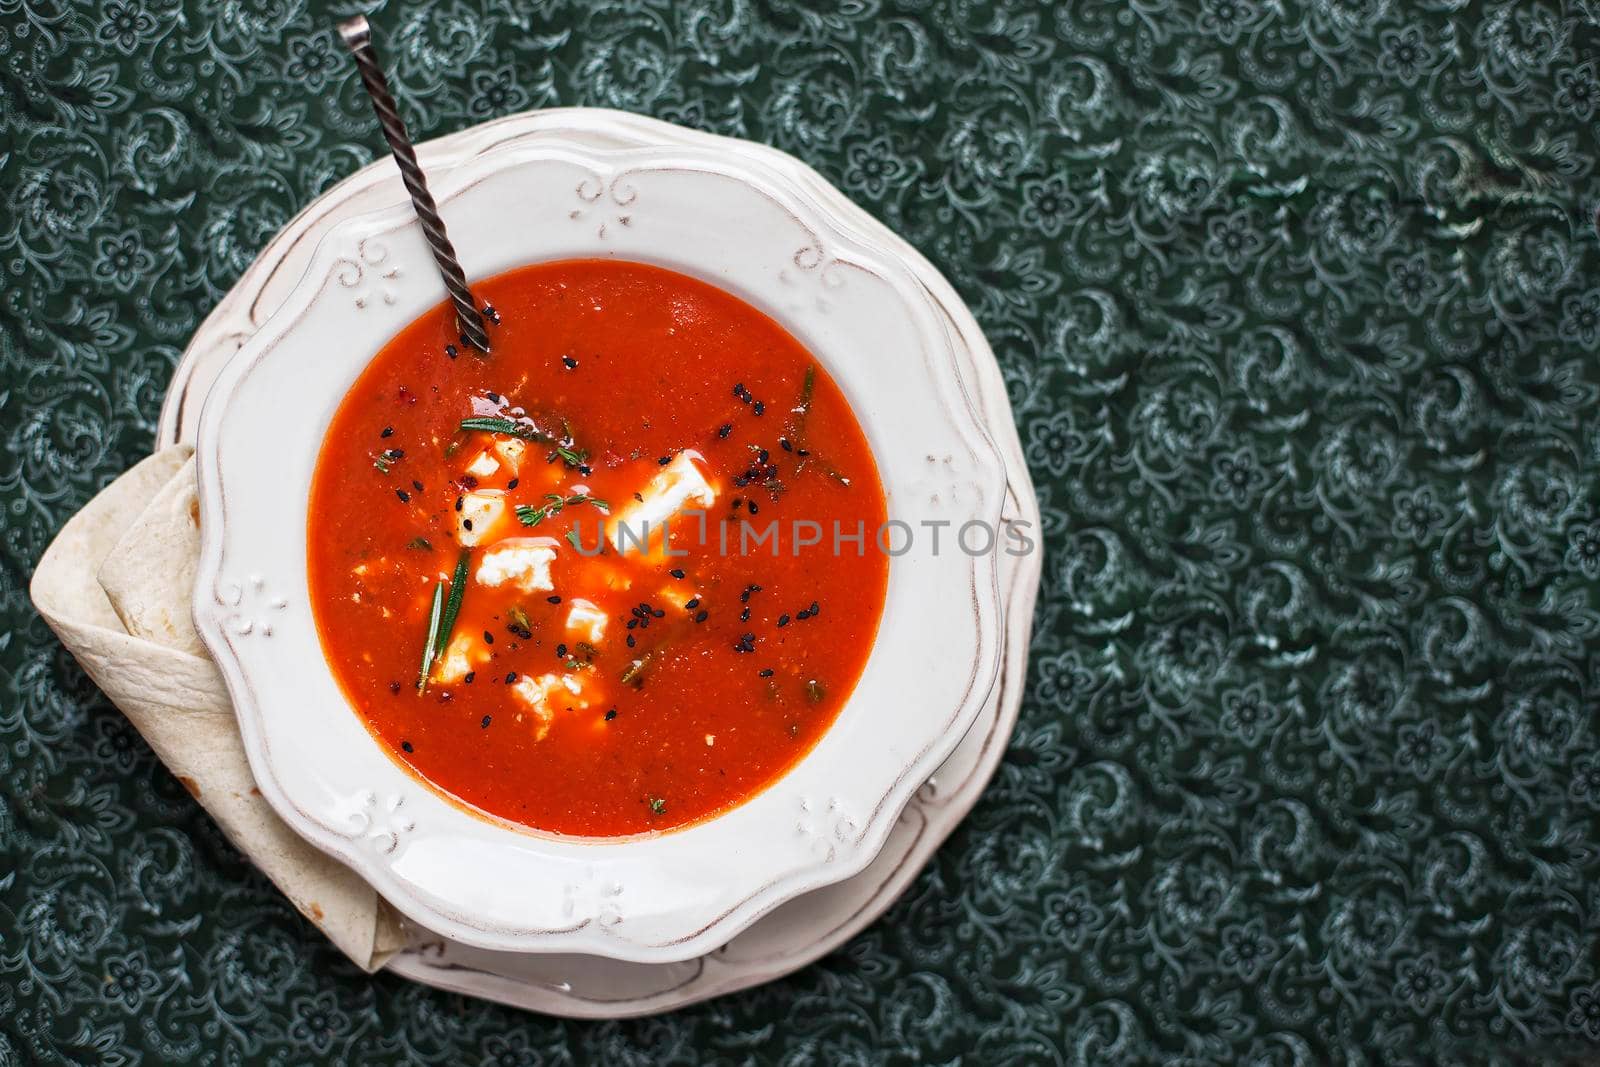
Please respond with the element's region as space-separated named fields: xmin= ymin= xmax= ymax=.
xmin=464 ymin=671 xmax=476 ymax=684
xmin=718 ymin=423 xmax=732 ymax=438
xmin=506 ymin=672 xmax=519 ymax=684
xmin=740 ymin=607 xmax=751 ymax=622
xmin=481 ymin=715 xmax=491 ymax=728
xmin=381 ymin=426 xmax=394 ymax=438
xmin=507 ymin=478 xmax=519 ymax=490
xmin=779 ymin=438 xmax=792 ymax=451
xmin=396 ymin=489 xmax=411 ymax=503
xmin=626 ymin=634 xmax=636 ymax=648
xmin=605 ymin=708 xmax=617 ymax=721
xmin=562 ymin=355 xmax=578 ymax=370
xmin=627 ymin=618 xmax=638 ymax=630
xmin=809 ymin=601 xmax=820 ymax=615
xmin=759 ymin=668 xmax=775 ymax=677
xmin=401 ymin=741 xmax=414 ymax=753
xmin=748 ymin=502 xmax=760 ymax=516
xmin=484 ymin=631 xmax=495 ymax=644
xmin=555 ymin=643 xmax=568 ymax=658
xmin=733 ymin=382 xmax=746 ymax=398
xmin=454 ymin=496 xmax=464 ymax=512
xmin=547 ymin=595 xmax=562 ymax=604
xmin=658 ymin=455 xmax=671 ymax=465
xmin=797 ymin=609 xmax=811 ymax=620
xmin=694 ymin=610 xmax=709 ymax=623
xmin=411 ymin=479 xmax=424 ymax=492
xmin=685 ymin=597 xmax=700 ymax=609
xmin=671 ymin=568 xmax=686 ymax=579
xmin=778 ymin=614 xmax=790 ymax=627
xmin=462 ymin=518 xmax=473 ymax=531
xmin=652 ymin=608 xmax=665 ymax=618
xmin=445 ymin=344 xmax=458 ymax=359
xmin=753 ymin=401 xmax=765 ymax=416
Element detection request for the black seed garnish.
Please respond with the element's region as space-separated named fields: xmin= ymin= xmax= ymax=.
xmin=740 ymin=607 xmax=751 ymax=622
xmin=481 ymin=715 xmax=491 ymax=728
xmin=670 ymin=568 xmax=685 ymax=579
xmin=753 ymin=401 xmax=765 ymax=416
xmin=462 ymin=518 xmax=473 ymax=531
xmin=454 ymin=496 xmax=464 ymax=512
xmin=562 ymin=355 xmax=578 ymax=370
xmin=401 ymin=741 xmax=414 ymax=753
xmin=411 ymin=479 xmax=424 ymax=492
xmin=381 ymin=426 xmax=394 ymax=438
xmin=718 ymin=423 xmax=732 ymax=438
xmin=779 ymin=438 xmax=791 ymax=451
xmin=396 ymin=489 xmax=411 ymax=503
xmin=694 ymin=610 xmax=709 ymax=623
xmin=484 ymin=631 xmax=494 ymax=644
xmin=733 ymin=632 xmax=757 ymax=653
xmin=626 ymin=634 xmax=636 ymax=648
xmin=445 ymin=344 xmax=458 ymax=359
xmin=555 ymin=643 xmax=568 ymax=658
xmin=507 ymin=478 xmax=519 ymax=490
xmin=759 ymin=668 xmax=775 ymax=678
xmin=547 ymin=595 xmax=562 ymax=604
xmin=506 ymin=672 xmax=518 ymax=684
xmin=809 ymin=600 xmax=820 ymax=615
xmin=778 ymin=614 xmax=790 ymax=627
xmin=464 ymin=671 xmax=476 ymax=684
xmin=388 ymin=681 xmax=401 ymax=694
xmin=685 ymin=598 xmax=700 ymax=610
xmin=658 ymin=455 xmax=671 ymax=465
xmin=605 ymin=708 xmax=617 ymax=721
xmin=748 ymin=501 xmax=760 ymax=515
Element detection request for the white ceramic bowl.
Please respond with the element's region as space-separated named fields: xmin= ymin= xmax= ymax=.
xmin=192 ymin=137 xmax=1007 ymax=962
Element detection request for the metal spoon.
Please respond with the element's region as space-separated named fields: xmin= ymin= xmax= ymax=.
xmin=338 ymin=15 xmax=491 ymax=353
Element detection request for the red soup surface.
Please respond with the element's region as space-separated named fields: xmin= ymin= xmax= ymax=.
xmin=307 ymin=260 xmax=889 ymax=836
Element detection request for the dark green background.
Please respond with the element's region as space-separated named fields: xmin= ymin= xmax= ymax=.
xmin=7 ymin=0 xmax=1600 ymax=1063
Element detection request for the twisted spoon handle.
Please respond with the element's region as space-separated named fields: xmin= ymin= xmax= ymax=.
xmin=338 ymin=16 xmax=491 ymax=353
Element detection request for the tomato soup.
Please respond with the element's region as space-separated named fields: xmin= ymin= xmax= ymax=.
xmin=307 ymin=260 xmax=888 ymax=836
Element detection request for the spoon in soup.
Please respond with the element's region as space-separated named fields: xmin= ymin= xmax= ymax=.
xmin=338 ymin=15 xmax=492 ymax=353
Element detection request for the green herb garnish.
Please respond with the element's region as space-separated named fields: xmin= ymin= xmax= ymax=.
xmin=406 ymin=536 xmax=433 ymax=551
xmin=506 ymin=605 xmax=533 ymax=640
xmin=565 ymin=529 xmax=582 ymax=551
xmin=621 ymin=649 xmax=657 ymax=689
xmin=648 ymin=796 xmax=667 ymax=815
xmin=373 ymin=448 xmax=403 ymax=474
xmin=435 ymin=550 xmax=470 ymax=657
xmin=416 ymin=581 xmax=445 ymax=693
xmin=515 ymin=493 xmax=609 ymax=527
xmin=459 ymin=416 xmax=586 ymax=468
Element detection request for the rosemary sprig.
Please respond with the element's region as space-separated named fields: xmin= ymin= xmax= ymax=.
xmin=437 ymin=550 xmax=470 ymax=654
xmin=373 ymin=447 xmax=403 ymax=474
xmin=786 ymin=365 xmax=850 ymax=486
xmin=515 ymin=492 xmax=609 ymax=527
xmin=416 ymin=582 xmax=444 ymax=693
xmin=459 ymin=415 xmax=588 ymax=468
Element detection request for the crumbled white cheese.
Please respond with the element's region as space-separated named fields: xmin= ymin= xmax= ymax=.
xmin=475 ymin=537 xmax=558 ymax=592
xmin=456 ymin=489 xmax=507 ymax=547
xmin=607 ymin=450 xmax=716 ymax=553
xmin=493 ymin=437 xmax=527 ymax=469
xmin=433 ymin=633 xmax=480 ymax=684
xmin=465 ymin=450 xmax=500 ymax=479
xmin=565 ymin=598 xmax=607 ymax=644
xmin=658 ymin=584 xmax=702 ymax=612
xmin=512 ymin=671 xmax=594 ymax=741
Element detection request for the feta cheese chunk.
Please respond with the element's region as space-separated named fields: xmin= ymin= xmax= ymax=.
xmin=606 ymin=450 xmax=716 ymax=553
xmin=465 ymin=449 xmax=500 ymax=479
xmin=493 ymin=437 xmax=528 ymax=470
xmin=433 ymin=633 xmax=484 ymax=685
xmin=565 ymin=598 xmax=608 ymax=644
xmin=475 ymin=537 xmax=558 ymax=593
xmin=512 ymin=671 xmax=595 ymax=741
xmin=457 ymin=489 xmax=508 ymax=547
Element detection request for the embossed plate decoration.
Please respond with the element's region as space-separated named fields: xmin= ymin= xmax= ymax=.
xmin=191 ymin=136 xmax=1008 ymax=962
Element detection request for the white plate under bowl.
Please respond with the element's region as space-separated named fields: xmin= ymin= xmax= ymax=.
xmin=191 ymin=135 xmax=1008 ymax=963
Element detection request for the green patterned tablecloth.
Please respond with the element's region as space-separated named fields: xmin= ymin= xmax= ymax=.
xmin=7 ymin=1 xmax=1600 ymax=1062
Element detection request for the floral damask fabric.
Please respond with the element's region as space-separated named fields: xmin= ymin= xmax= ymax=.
xmin=5 ymin=0 xmax=1600 ymax=1063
